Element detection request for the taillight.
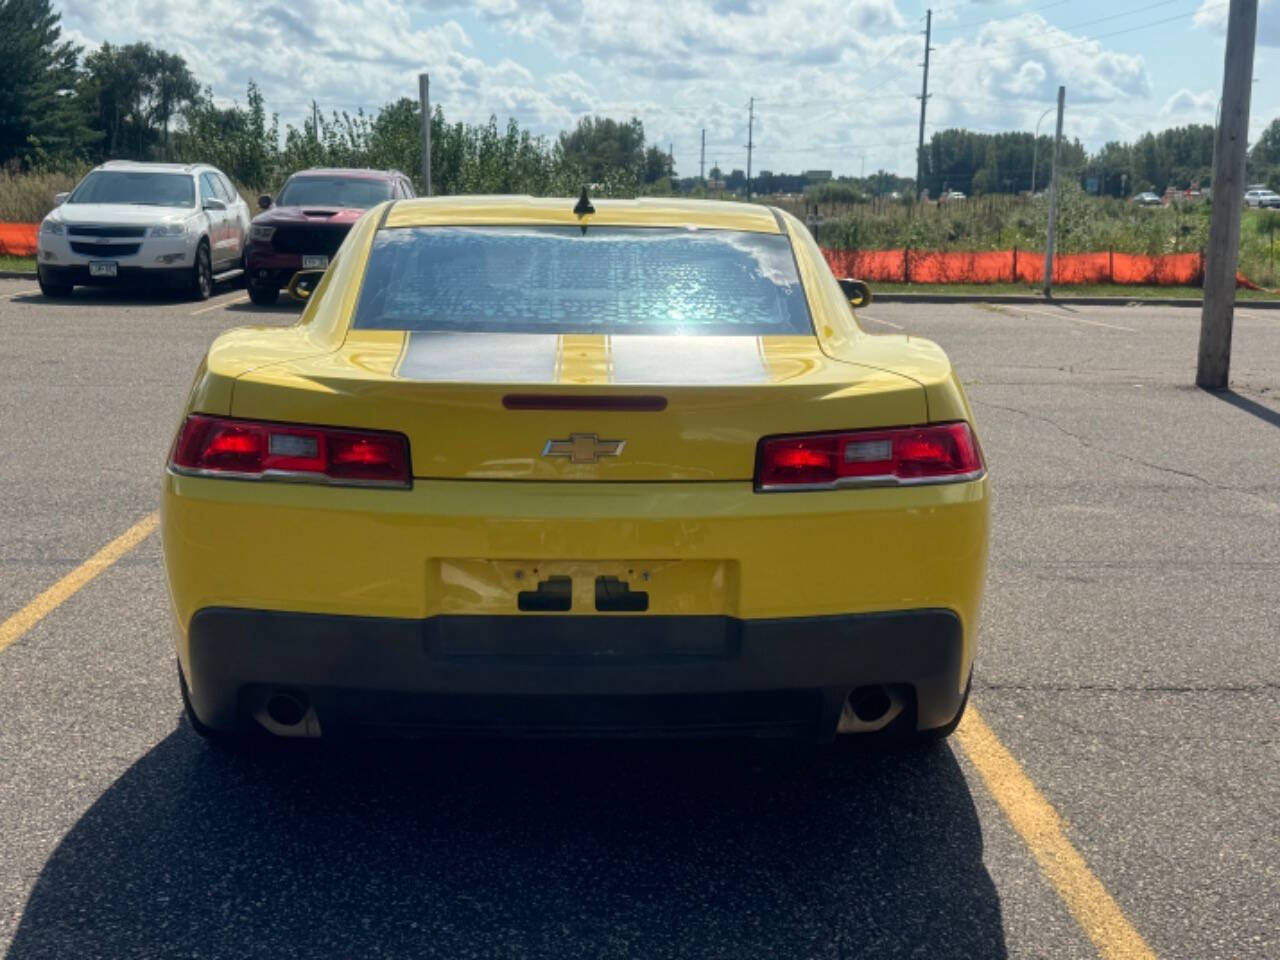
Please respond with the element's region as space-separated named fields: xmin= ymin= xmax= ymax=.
xmin=756 ymin=422 xmax=983 ymax=491
xmin=170 ymin=415 xmax=410 ymax=488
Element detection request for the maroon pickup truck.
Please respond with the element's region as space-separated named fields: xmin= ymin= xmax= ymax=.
xmin=245 ymin=168 xmax=415 ymax=305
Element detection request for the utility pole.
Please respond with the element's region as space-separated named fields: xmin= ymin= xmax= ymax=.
xmin=1198 ymin=0 xmax=1258 ymax=388
xmin=700 ymin=128 xmax=706 ymax=182
xmin=1042 ymin=85 xmax=1065 ymax=298
xmin=745 ymin=97 xmax=755 ymax=200
xmin=311 ymin=100 xmax=319 ymax=142
xmin=915 ymin=9 xmax=932 ymax=201
xmin=418 ymin=73 xmax=432 ymax=196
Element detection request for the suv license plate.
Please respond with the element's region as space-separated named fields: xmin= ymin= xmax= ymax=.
xmin=301 ymin=255 xmax=328 ymax=269
xmin=89 ymin=261 xmax=118 ymax=277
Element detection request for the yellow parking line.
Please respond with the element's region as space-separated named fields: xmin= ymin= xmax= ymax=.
xmin=2 ymin=287 xmax=39 ymax=299
xmin=0 ymin=512 xmax=159 ymax=657
xmin=858 ymin=313 xmax=904 ymax=330
xmin=1017 ymin=306 xmax=1136 ymax=333
xmin=189 ymin=293 xmax=248 ymax=316
xmin=956 ymin=706 xmax=1158 ymax=960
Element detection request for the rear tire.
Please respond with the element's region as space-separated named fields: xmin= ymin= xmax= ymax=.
xmin=37 ymin=269 xmax=72 ymax=298
xmin=179 ymin=666 xmax=243 ymax=748
xmin=247 ymin=281 xmax=278 ymax=306
xmin=189 ymin=242 xmax=213 ymax=301
xmin=890 ymin=672 xmax=971 ymax=748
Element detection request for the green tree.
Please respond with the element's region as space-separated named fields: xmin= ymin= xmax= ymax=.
xmin=643 ymin=144 xmax=673 ymax=183
xmin=0 ymin=0 xmax=93 ymax=166
xmin=1249 ymin=117 xmax=1280 ymax=189
xmin=81 ymin=42 xmax=198 ymax=160
xmin=557 ymin=116 xmax=645 ymax=185
xmin=178 ymin=81 xmax=278 ymax=187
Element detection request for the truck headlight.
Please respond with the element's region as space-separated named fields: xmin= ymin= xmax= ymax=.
xmin=40 ymin=220 xmax=65 ymax=236
xmin=149 ymin=222 xmax=187 ymax=237
xmin=250 ymin=224 xmax=275 ymax=242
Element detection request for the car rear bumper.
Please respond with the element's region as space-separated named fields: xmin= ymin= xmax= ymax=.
xmin=184 ymin=606 xmax=967 ymax=739
xmin=164 ymin=474 xmax=988 ymax=737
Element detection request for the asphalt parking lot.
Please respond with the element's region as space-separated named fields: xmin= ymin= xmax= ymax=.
xmin=1 ymin=278 xmax=1276 ymax=959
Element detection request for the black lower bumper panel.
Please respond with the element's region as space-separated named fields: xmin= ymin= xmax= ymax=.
xmin=185 ymin=608 xmax=966 ymax=739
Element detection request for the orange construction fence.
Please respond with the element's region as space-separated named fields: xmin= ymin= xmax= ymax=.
xmin=0 ymin=223 xmax=38 ymax=256
xmin=820 ymin=247 xmax=1210 ymax=286
xmin=0 ymin=222 xmax=1265 ymax=289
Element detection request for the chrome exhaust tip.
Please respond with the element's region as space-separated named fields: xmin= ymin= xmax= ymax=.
xmin=253 ymin=690 xmax=322 ymax=738
xmin=837 ymin=685 xmax=906 ymax=733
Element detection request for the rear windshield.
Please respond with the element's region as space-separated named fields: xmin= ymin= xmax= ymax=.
xmin=352 ymin=226 xmax=812 ymax=336
xmin=69 ymin=171 xmax=195 ymax=207
xmin=278 ymin=176 xmax=393 ymax=208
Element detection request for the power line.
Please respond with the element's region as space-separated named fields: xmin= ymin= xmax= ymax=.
xmin=936 ymin=2 xmax=1228 ymax=67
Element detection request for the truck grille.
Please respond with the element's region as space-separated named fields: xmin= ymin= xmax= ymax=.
xmin=70 ymin=241 xmax=142 ymax=256
xmin=272 ymin=225 xmax=349 ymax=256
xmin=67 ymin=225 xmax=148 ymax=238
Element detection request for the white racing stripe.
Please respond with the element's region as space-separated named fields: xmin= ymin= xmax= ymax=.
xmin=398 ymin=332 xmax=560 ymax=382
xmin=610 ymin=335 xmax=770 ymax=384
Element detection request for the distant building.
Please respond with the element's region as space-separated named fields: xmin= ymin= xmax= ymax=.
xmin=803 ymin=170 xmax=833 ymax=182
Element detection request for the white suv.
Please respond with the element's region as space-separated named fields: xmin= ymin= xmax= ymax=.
xmin=1244 ymin=188 xmax=1280 ymax=209
xmin=36 ymin=161 xmax=251 ymax=300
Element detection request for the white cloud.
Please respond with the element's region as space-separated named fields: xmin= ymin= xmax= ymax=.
xmin=1162 ymin=88 xmax=1218 ymax=118
xmin=56 ymin=0 xmax=1212 ymax=177
xmin=1194 ymin=0 xmax=1280 ymax=46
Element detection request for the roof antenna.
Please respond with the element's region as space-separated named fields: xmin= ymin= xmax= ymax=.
xmin=573 ymin=186 xmax=595 ymax=217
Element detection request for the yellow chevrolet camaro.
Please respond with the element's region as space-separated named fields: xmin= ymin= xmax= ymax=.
xmin=162 ymin=195 xmax=988 ymax=746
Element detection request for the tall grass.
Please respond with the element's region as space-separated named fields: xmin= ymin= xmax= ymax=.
xmin=0 ymin=170 xmax=83 ymax=221
xmin=783 ymin=184 xmax=1212 ymax=257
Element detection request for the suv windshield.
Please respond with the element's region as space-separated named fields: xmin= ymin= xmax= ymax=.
xmin=277 ymin=177 xmax=393 ymax=208
xmin=69 ymin=171 xmax=195 ymax=207
xmin=352 ymin=226 xmax=813 ymax=336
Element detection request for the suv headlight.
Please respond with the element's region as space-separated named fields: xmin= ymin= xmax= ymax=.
xmin=149 ymin=222 xmax=188 ymax=237
xmin=250 ymin=224 xmax=275 ymax=242
xmin=40 ymin=220 xmax=65 ymax=236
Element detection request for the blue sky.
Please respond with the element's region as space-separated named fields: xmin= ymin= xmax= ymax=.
xmin=59 ymin=0 xmax=1279 ymax=177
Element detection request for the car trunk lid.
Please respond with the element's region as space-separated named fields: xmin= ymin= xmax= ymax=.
xmin=230 ymin=331 xmax=927 ymax=482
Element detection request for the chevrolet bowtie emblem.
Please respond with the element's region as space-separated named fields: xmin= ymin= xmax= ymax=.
xmin=543 ymin=433 xmax=625 ymax=464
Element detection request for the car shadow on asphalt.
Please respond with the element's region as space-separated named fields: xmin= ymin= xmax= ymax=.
xmin=7 ymin=730 xmax=1007 ymax=959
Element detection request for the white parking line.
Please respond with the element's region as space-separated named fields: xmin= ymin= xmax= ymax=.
xmin=858 ymin=313 xmax=904 ymax=330
xmin=189 ymin=293 xmax=248 ymax=316
xmin=1236 ymin=309 xmax=1278 ymax=323
xmin=1016 ymin=306 xmax=1136 ymax=333
xmin=1 ymin=287 xmax=38 ymax=299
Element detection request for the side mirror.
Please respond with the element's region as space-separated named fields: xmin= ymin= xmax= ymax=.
xmin=53 ymin=191 xmax=70 ymax=205
xmin=286 ymin=269 xmax=326 ymax=303
xmin=258 ymin=194 xmax=272 ymax=210
xmin=838 ymin=278 xmax=873 ymax=308
xmin=203 ymin=197 xmax=227 ymax=211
